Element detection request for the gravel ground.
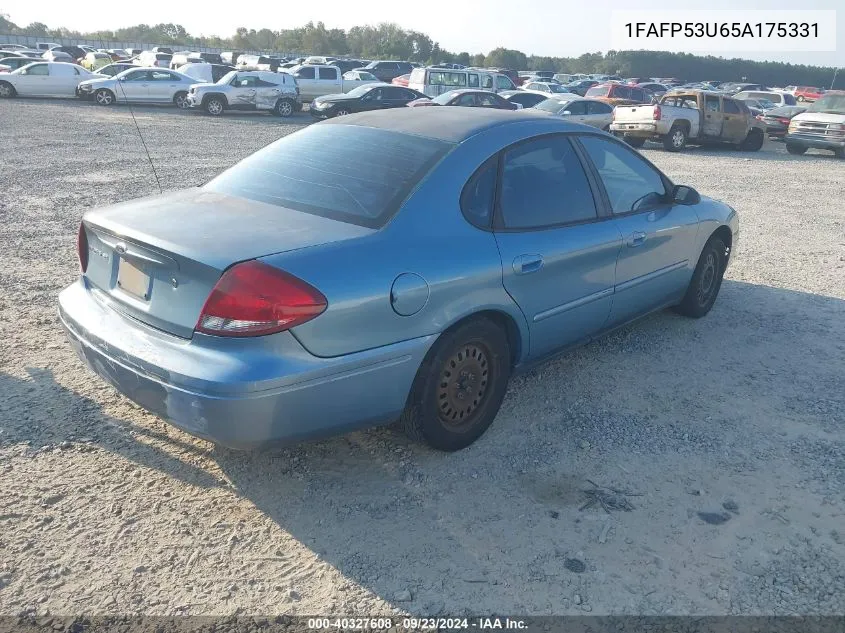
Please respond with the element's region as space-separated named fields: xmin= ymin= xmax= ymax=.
xmin=0 ymin=98 xmax=843 ymax=619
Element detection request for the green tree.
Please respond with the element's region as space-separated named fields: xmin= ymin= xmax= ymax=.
xmin=484 ymin=47 xmax=527 ymax=70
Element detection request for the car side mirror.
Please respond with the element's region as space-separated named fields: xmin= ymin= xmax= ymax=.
xmin=19 ymin=70 xmax=27 ymax=75
xmin=672 ymin=185 xmax=701 ymax=205
xmin=514 ymin=103 xmax=523 ymax=109
xmin=562 ymin=110 xmax=572 ymax=115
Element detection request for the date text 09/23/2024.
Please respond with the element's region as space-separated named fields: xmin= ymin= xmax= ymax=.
xmin=307 ymin=617 xmax=528 ymax=630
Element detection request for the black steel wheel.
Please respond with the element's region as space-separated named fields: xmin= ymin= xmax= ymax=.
xmin=674 ymin=237 xmax=727 ymax=318
xmin=400 ymin=317 xmax=510 ymax=451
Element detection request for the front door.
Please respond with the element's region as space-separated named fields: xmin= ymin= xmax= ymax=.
xmin=576 ymin=135 xmax=700 ymax=327
xmin=491 ymin=134 xmax=622 ymax=359
xmin=118 ymin=70 xmax=151 ymax=102
xmin=701 ymin=94 xmax=724 ymax=137
xmin=228 ymin=75 xmax=258 ymax=109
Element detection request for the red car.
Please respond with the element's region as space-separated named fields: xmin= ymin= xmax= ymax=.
xmin=794 ymin=86 xmax=824 ymax=102
xmin=392 ymin=74 xmax=410 ymax=87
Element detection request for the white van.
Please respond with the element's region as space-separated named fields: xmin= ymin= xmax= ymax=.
xmin=408 ymin=67 xmax=516 ymax=97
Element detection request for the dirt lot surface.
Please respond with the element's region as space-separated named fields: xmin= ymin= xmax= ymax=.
xmin=0 ymin=99 xmax=843 ymax=619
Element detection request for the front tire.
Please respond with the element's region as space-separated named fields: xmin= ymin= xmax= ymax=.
xmin=674 ymin=237 xmax=727 ymax=318
xmin=95 ymin=88 xmax=115 ymax=106
xmin=173 ymin=91 xmax=189 ymax=109
xmin=0 ymin=81 xmax=16 ymax=98
xmin=399 ymin=318 xmax=511 ymax=451
xmin=786 ymin=143 xmax=807 ymax=155
xmin=274 ymin=98 xmax=294 ymax=117
xmin=797 ymin=95 xmax=805 ymax=102
xmin=204 ymin=96 xmax=224 ymax=116
xmin=334 ymin=108 xmax=350 ymax=117
xmin=663 ymin=125 xmax=687 ymax=151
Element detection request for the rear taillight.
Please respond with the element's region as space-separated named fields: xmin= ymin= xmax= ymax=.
xmin=77 ymin=222 xmax=89 ymax=273
xmin=653 ymin=105 xmax=662 ymax=121
xmin=196 ymin=260 xmax=327 ymax=337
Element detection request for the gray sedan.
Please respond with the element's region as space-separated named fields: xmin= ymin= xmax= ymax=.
xmin=77 ymin=68 xmax=201 ymax=108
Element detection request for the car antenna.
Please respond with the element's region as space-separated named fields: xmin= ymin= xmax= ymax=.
xmin=99 ymin=36 xmax=163 ymax=194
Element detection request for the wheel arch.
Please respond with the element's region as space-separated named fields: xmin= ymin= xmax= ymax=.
xmin=438 ymin=308 xmax=527 ymax=368
xmin=711 ymin=224 xmax=733 ymax=262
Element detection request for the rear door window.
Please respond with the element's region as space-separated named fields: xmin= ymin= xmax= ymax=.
xmin=205 ymin=125 xmax=452 ymax=228
xmin=318 ymin=67 xmax=338 ymax=80
xmin=722 ymin=99 xmax=741 ymax=114
xmin=499 ymin=135 xmax=598 ymax=229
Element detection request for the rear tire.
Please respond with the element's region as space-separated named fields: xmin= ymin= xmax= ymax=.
xmin=786 ymin=143 xmax=807 ymax=155
xmin=834 ymin=148 xmax=844 ymax=159
xmin=399 ymin=318 xmax=510 ymax=451
xmin=740 ymin=129 xmax=764 ymax=151
xmin=0 ymin=81 xmax=15 ymax=98
xmin=173 ymin=91 xmax=189 ymax=109
xmin=274 ymin=98 xmax=294 ymax=117
xmin=663 ymin=125 xmax=687 ymax=151
xmin=625 ymin=136 xmax=646 ymax=148
xmin=674 ymin=237 xmax=727 ymax=318
xmin=94 ymin=88 xmax=115 ymax=106
xmin=797 ymin=95 xmax=805 ymax=102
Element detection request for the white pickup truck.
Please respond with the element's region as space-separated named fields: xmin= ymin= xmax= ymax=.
xmin=784 ymin=91 xmax=845 ymax=158
xmin=284 ymin=64 xmax=377 ymax=102
xmin=611 ymin=90 xmax=766 ymax=151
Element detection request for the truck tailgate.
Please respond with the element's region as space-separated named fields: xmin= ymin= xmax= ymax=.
xmin=613 ymin=104 xmax=658 ymax=123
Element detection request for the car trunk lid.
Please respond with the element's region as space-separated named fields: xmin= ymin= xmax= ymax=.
xmin=81 ymin=188 xmax=373 ymax=338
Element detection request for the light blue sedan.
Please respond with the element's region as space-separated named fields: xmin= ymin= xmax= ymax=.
xmin=59 ymin=108 xmax=738 ymax=451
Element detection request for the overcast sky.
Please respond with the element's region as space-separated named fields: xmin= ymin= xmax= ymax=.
xmin=4 ymin=0 xmax=843 ymax=67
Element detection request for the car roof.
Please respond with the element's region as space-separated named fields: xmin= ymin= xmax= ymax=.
xmin=321 ymin=106 xmax=580 ymax=143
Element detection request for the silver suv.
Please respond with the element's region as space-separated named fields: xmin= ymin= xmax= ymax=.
xmin=186 ymin=70 xmax=301 ymax=117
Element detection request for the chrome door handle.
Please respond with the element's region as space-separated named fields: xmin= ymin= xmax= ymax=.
xmin=513 ymin=254 xmax=544 ymax=275
xmin=627 ymin=231 xmax=647 ymax=247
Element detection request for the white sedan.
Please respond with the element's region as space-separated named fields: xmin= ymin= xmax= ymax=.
xmin=0 ymin=62 xmax=105 ymax=98
xmin=77 ymin=67 xmax=199 ymax=108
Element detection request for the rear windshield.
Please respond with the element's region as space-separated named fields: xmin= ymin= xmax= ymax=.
xmin=585 ymin=85 xmax=609 ymax=97
xmin=534 ymin=99 xmax=569 ymax=113
xmin=205 ymin=124 xmax=452 ymax=228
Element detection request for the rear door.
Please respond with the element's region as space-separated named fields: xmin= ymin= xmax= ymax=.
xmin=721 ymin=98 xmax=748 ymax=142
xmin=318 ymin=66 xmax=341 ymax=94
xmin=491 ymin=134 xmax=622 ymax=358
xmin=701 ymin=94 xmax=724 ymax=137
xmin=577 ymin=134 xmax=699 ymax=327
xmin=49 ymin=64 xmax=83 ymax=95
xmin=147 ymin=69 xmax=181 ymax=102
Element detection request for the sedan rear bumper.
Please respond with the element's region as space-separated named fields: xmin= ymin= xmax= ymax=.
xmin=59 ymin=279 xmax=434 ymax=449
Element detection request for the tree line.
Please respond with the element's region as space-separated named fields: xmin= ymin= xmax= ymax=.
xmin=1 ymin=14 xmax=840 ymax=88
